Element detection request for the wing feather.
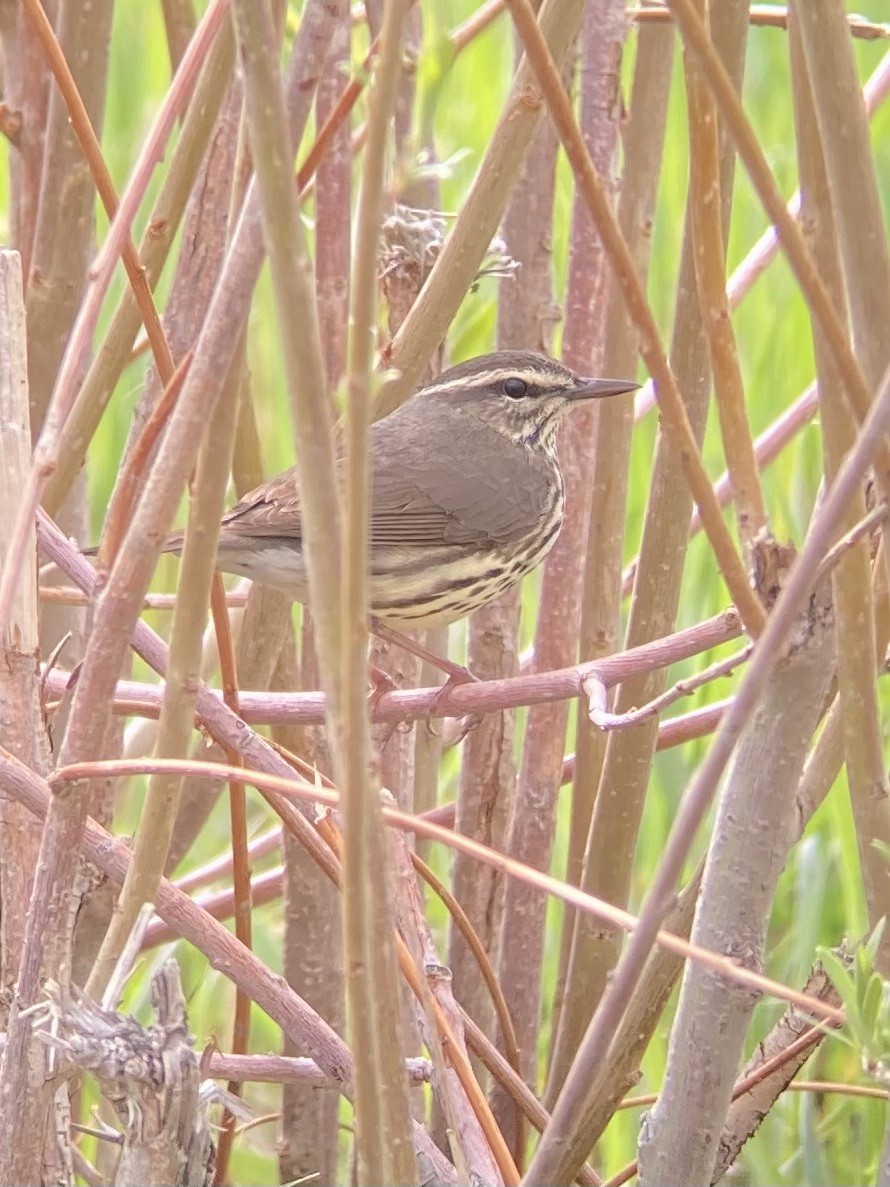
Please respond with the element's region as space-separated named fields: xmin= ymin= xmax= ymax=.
xmin=217 ymin=402 xmax=555 ymax=550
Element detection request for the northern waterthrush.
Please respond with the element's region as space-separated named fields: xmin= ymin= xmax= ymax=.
xmin=163 ymin=350 xmax=637 ymax=627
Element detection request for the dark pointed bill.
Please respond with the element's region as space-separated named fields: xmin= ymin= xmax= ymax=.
xmin=568 ymin=377 xmax=640 ymax=401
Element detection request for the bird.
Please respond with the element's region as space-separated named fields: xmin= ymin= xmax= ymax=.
xmin=162 ymin=350 xmax=638 ymax=629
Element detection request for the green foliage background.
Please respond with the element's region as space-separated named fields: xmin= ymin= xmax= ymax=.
xmin=4 ymin=1 xmax=888 ymax=1181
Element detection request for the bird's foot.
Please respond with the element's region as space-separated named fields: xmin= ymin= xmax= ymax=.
xmin=367 ymin=664 xmax=403 ymax=750
xmin=370 ymin=616 xmax=476 ymax=683
xmin=367 ymin=664 xmax=398 ymax=712
xmin=425 ymin=663 xmax=479 ymax=736
xmin=367 ymin=617 xmax=479 ymax=733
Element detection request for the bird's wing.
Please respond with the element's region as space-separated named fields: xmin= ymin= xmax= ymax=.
xmin=219 ymin=466 xmax=305 ymax=540
xmin=369 ymin=449 xmax=552 ymax=546
xmin=218 ymin=410 xmax=553 ymax=549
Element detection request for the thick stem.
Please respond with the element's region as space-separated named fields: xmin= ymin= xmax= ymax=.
xmin=0 ymin=250 xmax=53 ymax=1179
xmin=789 ymin=15 xmax=890 ymax=961
xmin=553 ymin=0 xmax=750 ymax=1092
xmin=338 ymin=0 xmax=417 ymax=1178
xmin=492 ymin=0 xmax=626 ymax=1146
xmin=552 ymin=22 xmax=674 ymax=1092
xmin=636 ymin=586 xmax=835 ymax=1184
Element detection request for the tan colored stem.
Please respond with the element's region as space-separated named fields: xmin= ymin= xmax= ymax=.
xmin=684 ymin=0 xmax=765 ymax=544
xmin=375 ymin=0 xmax=590 ymax=418
xmin=553 ymin=18 xmax=674 ymax=1086
xmin=790 ymin=17 xmax=890 ymax=961
xmin=83 ymin=345 xmax=240 ymax=1002
xmin=504 ymin=0 xmax=766 ymax=637
xmin=339 ymin=0 xmax=417 ymax=1179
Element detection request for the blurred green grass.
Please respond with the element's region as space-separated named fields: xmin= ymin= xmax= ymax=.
xmin=7 ymin=0 xmax=888 ymax=1181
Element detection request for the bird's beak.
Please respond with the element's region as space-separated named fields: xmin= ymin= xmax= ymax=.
xmin=568 ymin=377 xmax=640 ymax=402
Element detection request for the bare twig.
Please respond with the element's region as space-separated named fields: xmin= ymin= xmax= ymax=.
xmin=546 ymin=0 xmax=751 ymax=1100
xmin=554 ymin=18 xmax=674 ymax=1088
xmin=42 ymin=604 xmax=743 ymax=726
xmin=632 ymin=42 xmax=890 ymax=424
xmin=0 ymin=3 xmax=51 ymax=284
xmin=0 ymin=250 xmax=51 ymax=1178
xmin=635 ymin=2 xmax=889 ymax=40
xmin=523 ymin=363 xmax=890 ymax=1187
xmin=590 ymin=643 xmax=752 ymax=731
xmin=161 ymin=0 xmax=197 ymax=71
xmin=34 ymin=752 xmax=847 ymax=1027
xmin=790 ymin=15 xmax=890 ymax=950
xmin=386 ymin=823 xmax=508 ymax=1183
xmin=231 ymin=0 xmax=344 ymax=710
xmin=683 ymin=0 xmax=765 ymax=545
xmin=712 ymin=964 xmax=843 ymax=1182
xmin=664 ymin=0 xmax=890 ymax=481
xmin=494 ymin=0 xmax=627 ymax=1149
xmin=505 ymin=0 xmax=766 ymax=636
xmin=0 ymin=0 xmax=228 ymax=633
xmin=280 ymin=12 xmax=350 ymax=1177
xmin=84 ymin=379 xmax=241 ymax=1001
xmin=338 ymin=0 xmax=417 ymax=1177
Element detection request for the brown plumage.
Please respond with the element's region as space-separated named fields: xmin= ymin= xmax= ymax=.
xmin=163 ymin=350 xmax=637 ymax=628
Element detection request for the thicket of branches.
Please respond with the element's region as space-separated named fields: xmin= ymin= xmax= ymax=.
xmin=0 ymin=0 xmax=889 ymax=1183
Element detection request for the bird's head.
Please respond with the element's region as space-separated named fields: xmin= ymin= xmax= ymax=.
xmin=415 ymin=350 xmax=638 ymax=448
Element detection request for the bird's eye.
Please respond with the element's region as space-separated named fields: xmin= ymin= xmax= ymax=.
xmin=504 ymin=377 xmax=528 ymax=399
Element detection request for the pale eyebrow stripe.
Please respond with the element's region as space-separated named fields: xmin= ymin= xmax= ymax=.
xmin=422 ymin=367 xmax=565 ymax=396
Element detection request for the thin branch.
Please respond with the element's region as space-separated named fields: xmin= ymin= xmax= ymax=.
xmin=634 ymin=43 xmax=890 ymax=422
xmin=504 ymin=0 xmax=767 ymax=637
xmin=210 ymin=1051 xmax=434 ymax=1086
xmin=207 ymin=589 xmax=253 ymax=1187
xmin=554 ymin=17 xmax=674 ymax=1090
xmin=380 ymin=822 xmax=512 ymax=1184
xmin=0 ymin=249 xmax=50 ymax=1183
xmin=683 ymin=0 xmax=766 ymax=545
xmin=38 ymin=752 xmax=847 ymax=1026
xmin=42 ymin=604 xmax=743 ymax=725
xmin=339 ymin=0 xmax=417 ymax=1178
xmin=535 ymin=1 xmax=752 ymax=1102
xmin=621 ymin=381 xmax=820 ymax=596
xmin=230 ymin=0 xmax=344 ymax=717
xmin=790 ymin=13 xmax=890 ymax=950
xmin=0 ymin=0 xmax=228 ymax=633
xmin=635 ymin=2 xmax=889 ymax=40
xmin=590 ymin=643 xmax=752 ymax=731
xmin=523 ymin=369 xmax=890 ymax=1187
xmin=37 ymin=587 xmax=251 ymax=610
xmin=494 ymin=0 xmax=627 ymax=1148
xmin=664 ymin=0 xmax=890 ymax=481
xmin=161 ymin=0 xmax=197 ymax=71
xmin=83 ymin=353 xmax=241 ymax=1000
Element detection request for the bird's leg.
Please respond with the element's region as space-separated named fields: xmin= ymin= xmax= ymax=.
xmin=367 ymin=663 xmax=397 ymax=709
xmin=366 ymin=663 xmax=402 ymax=749
xmin=369 ymin=617 xmax=477 ymax=687
xmin=369 ymin=617 xmax=479 ymax=733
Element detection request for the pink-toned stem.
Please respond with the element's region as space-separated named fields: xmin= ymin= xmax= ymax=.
xmin=145 ymin=865 xmax=284 ymax=948
xmin=41 ymin=606 xmax=742 ymax=727
xmin=41 ymin=752 xmax=845 ymax=1027
xmin=623 ymin=383 xmax=819 ymax=595
xmin=0 ymin=0 xmax=229 ymax=637
xmin=633 ymin=48 xmax=890 ymax=421
xmin=589 ymin=644 xmax=752 ymax=731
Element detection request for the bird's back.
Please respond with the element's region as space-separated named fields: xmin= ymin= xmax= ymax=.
xmin=211 ymin=382 xmax=566 ymax=626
